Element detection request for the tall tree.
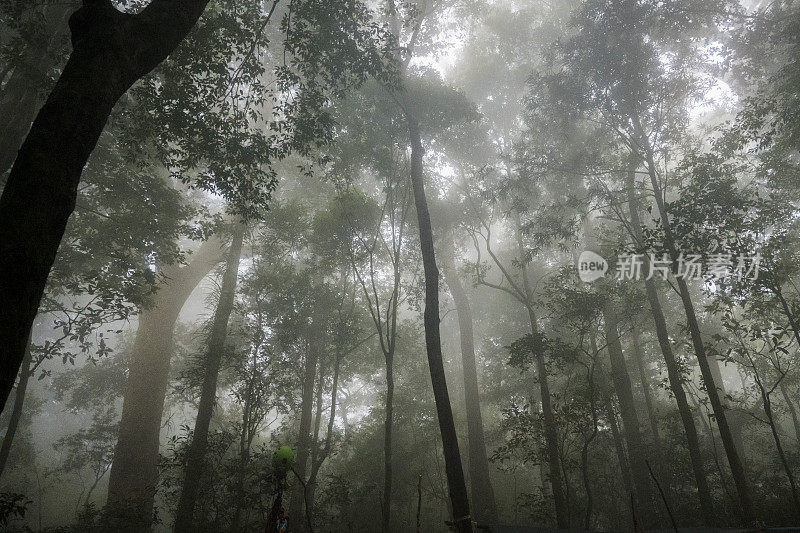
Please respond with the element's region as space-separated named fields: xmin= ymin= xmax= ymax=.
xmin=386 ymin=1 xmax=474 ymax=528
xmin=0 ymin=0 xmax=395 ymax=414
xmin=0 ymin=0 xmax=215 ymax=410
xmin=625 ymin=168 xmax=714 ymax=521
xmin=441 ymin=235 xmax=498 ymax=524
xmin=174 ymin=222 xmax=245 ymax=531
xmin=106 ymin=235 xmax=225 ymax=526
xmin=602 ymin=302 xmax=654 ymax=521
xmin=465 ymin=206 xmax=570 ymax=527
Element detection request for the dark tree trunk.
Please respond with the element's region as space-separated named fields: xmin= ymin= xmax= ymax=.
xmin=0 ymin=339 xmax=32 ymax=479
xmin=603 ymin=305 xmax=654 ymax=522
xmin=306 ymin=358 xmax=329 ymax=513
xmin=307 ymin=352 xmax=342 ymax=490
xmin=760 ymin=382 xmax=800 ymax=517
xmin=405 ymin=105 xmax=473 ymax=532
xmin=513 ymin=216 xmax=568 ymax=529
xmin=231 ymin=368 xmax=256 ymax=530
xmin=528 ymin=309 xmax=569 ymax=528
xmin=174 ymin=223 xmax=245 ymax=531
xmin=106 ymin=236 xmax=224 ymax=526
xmin=579 ymin=355 xmax=598 ymax=530
xmin=606 ymin=387 xmax=633 ymax=495
xmin=441 ymin=248 xmax=498 ymax=524
xmin=382 ymin=356 xmax=394 ymax=531
xmin=310 ymin=360 xmax=326 ymax=469
xmin=630 ymin=327 xmax=661 ymax=448
xmin=593 ymin=331 xmax=633 ymax=501
xmin=0 ymin=0 xmax=212 ymax=413
xmin=635 ymin=132 xmax=755 ymax=524
xmin=779 ymin=381 xmax=800 ymax=445
xmin=290 ymin=300 xmax=324 ymax=528
xmin=626 ymin=168 xmax=715 ymax=523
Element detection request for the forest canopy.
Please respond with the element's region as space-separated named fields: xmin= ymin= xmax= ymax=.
xmin=2 ymin=0 xmax=800 ymax=531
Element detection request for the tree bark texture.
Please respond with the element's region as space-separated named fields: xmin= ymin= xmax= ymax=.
xmin=0 ymin=0 xmax=213 ymax=413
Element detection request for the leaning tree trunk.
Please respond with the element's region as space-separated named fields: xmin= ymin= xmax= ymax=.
xmin=625 ymin=168 xmax=714 ymax=522
xmin=106 ymin=235 xmax=224 ymax=526
xmin=442 ymin=248 xmax=498 ymax=524
xmin=605 ymin=381 xmax=633 ymax=497
xmin=0 ymin=0 xmax=213 ymax=413
xmin=0 ymin=338 xmax=32 ymax=479
xmin=525 ymin=309 xmax=569 ymax=528
xmin=634 ymin=130 xmax=755 ymax=524
xmin=603 ymin=305 xmax=655 ymax=523
xmin=404 ymin=103 xmax=473 ymax=532
xmin=761 ymin=384 xmax=800 ymax=517
xmin=174 ymin=223 xmax=245 ymax=531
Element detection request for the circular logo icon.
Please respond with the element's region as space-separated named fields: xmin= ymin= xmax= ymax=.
xmin=577 ymin=251 xmax=608 ymax=282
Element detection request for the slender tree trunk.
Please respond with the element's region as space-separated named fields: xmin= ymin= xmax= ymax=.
xmin=527 ymin=309 xmax=569 ymax=528
xmin=404 ymin=102 xmax=473 ymax=532
xmin=106 ymin=236 xmax=224 ymax=526
xmin=0 ymin=0 xmax=212 ymax=413
xmin=603 ymin=305 xmax=655 ymax=522
xmin=290 ymin=301 xmax=324 ymax=527
xmin=0 ymin=339 xmax=32 ymax=479
xmin=311 ymin=360 xmax=326 ymax=470
xmin=626 ymin=167 xmax=715 ymax=522
xmin=308 ymin=352 xmax=342 ymax=489
xmin=707 ymin=353 xmax=744 ymax=453
xmin=593 ymin=331 xmax=633 ymax=500
xmin=382 ymin=354 xmax=394 ymax=531
xmin=580 ymin=358 xmax=598 ymax=531
xmin=779 ymin=381 xmax=800 ymax=444
xmin=630 ymin=327 xmax=660 ymax=448
xmin=762 ymin=385 xmax=800 ymax=517
xmin=513 ymin=215 xmax=568 ymax=529
xmin=306 ymin=357 xmax=329 ymax=513
xmin=601 ymin=379 xmax=635 ymax=530
xmin=231 ymin=378 xmax=255 ymax=531
xmin=441 ymin=249 xmax=498 ymax=524
xmin=0 ymin=3 xmax=75 ymax=178
xmin=606 ymin=388 xmax=633 ymax=495
xmin=635 ymin=132 xmax=755 ymax=524
xmin=174 ymin=223 xmax=245 ymax=531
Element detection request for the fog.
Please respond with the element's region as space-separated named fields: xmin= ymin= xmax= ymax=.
xmin=2 ymin=0 xmax=800 ymax=531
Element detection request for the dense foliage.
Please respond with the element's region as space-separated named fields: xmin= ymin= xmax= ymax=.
xmin=4 ymin=0 xmax=800 ymax=531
